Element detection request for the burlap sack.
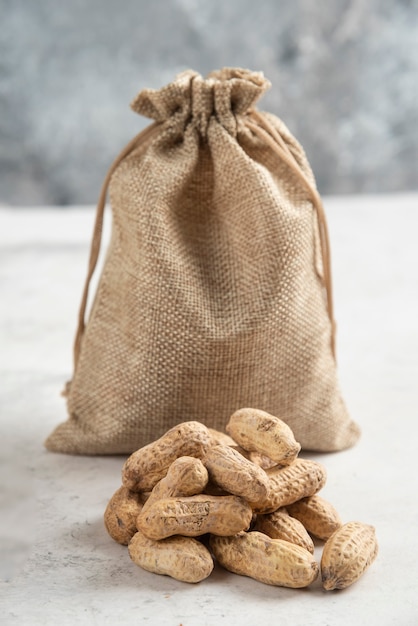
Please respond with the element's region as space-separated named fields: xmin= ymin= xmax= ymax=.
xmin=45 ymin=68 xmax=360 ymax=455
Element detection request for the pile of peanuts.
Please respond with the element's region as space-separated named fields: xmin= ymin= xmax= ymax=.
xmin=104 ymin=408 xmax=378 ymax=590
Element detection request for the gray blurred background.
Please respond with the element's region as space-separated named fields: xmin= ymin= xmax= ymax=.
xmin=1 ymin=0 xmax=417 ymax=206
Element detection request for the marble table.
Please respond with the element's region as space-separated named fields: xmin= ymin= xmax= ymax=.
xmin=1 ymin=194 xmax=417 ymax=625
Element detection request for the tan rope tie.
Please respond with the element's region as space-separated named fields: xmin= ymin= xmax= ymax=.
xmin=245 ymin=111 xmax=336 ymax=358
xmin=72 ymin=122 xmax=159 ymax=370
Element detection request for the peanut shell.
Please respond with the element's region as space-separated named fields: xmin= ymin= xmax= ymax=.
xmin=122 ymin=421 xmax=211 ymax=492
xmin=203 ymin=444 xmax=269 ymax=505
xmin=321 ymin=521 xmax=378 ymax=590
xmin=137 ymin=494 xmax=252 ymax=540
xmin=226 ymin=408 xmax=301 ymax=465
xmin=129 ymin=530 xmax=214 ymax=583
xmin=141 ymin=456 xmax=209 ymax=514
xmin=250 ymin=458 xmax=327 ymax=514
xmin=104 ymin=486 xmax=145 ymax=545
xmin=210 ymin=531 xmax=319 ymax=588
xmin=254 ymin=508 xmax=315 ymax=553
xmin=287 ymin=494 xmax=342 ymax=541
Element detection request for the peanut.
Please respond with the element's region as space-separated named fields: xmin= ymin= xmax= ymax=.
xmin=122 ymin=421 xmax=211 ymax=492
xmin=203 ymin=444 xmax=269 ymax=505
xmin=103 ymin=486 xmax=146 ymax=545
xmin=250 ymin=458 xmax=327 ymax=514
xmin=129 ymin=530 xmax=214 ymax=583
xmin=136 ymin=494 xmax=252 ymax=540
xmin=210 ymin=531 xmax=319 ymax=588
xmin=141 ymin=456 xmax=209 ymax=514
xmin=287 ymin=494 xmax=342 ymax=541
xmin=226 ymin=408 xmax=301 ymax=465
xmin=321 ymin=521 xmax=378 ymax=590
xmin=254 ymin=508 xmax=315 ymax=554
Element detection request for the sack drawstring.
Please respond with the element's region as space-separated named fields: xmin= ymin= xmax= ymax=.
xmin=72 ymin=122 xmax=159 ymax=371
xmin=245 ymin=110 xmax=336 ymax=358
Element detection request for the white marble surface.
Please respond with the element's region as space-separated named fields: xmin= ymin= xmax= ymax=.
xmin=1 ymin=195 xmax=418 ymax=625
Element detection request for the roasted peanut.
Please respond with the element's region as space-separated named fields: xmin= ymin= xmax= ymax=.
xmin=129 ymin=530 xmax=214 ymax=583
xmin=122 ymin=421 xmax=211 ymax=492
xmin=136 ymin=494 xmax=252 ymax=540
xmin=287 ymin=494 xmax=342 ymax=541
xmin=141 ymin=456 xmax=209 ymax=514
xmin=203 ymin=444 xmax=269 ymax=505
xmin=250 ymin=458 xmax=327 ymax=514
xmin=226 ymin=408 xmax=301 ymax=465
xmin=321 ymin=521 xmax=378 ymax=590
xmin=104 ymin=486 xmax=146 ymax=545
xmin=254 ymin=508 xmax=315 ymax=554
xmin=210 ymin=531 xmax=319 ymax=588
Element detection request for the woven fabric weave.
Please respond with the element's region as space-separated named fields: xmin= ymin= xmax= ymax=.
xmin=45 ymin=68 xmax=360 ymax=454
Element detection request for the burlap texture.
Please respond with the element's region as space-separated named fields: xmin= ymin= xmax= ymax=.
xmin=45 ymin=68 xmax=360 ymax=454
